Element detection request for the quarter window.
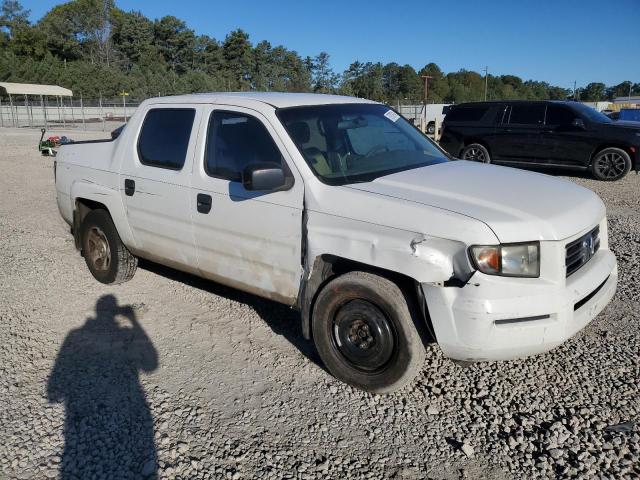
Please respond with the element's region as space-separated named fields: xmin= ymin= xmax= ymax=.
xmin=508 ymin=104 xmax=545 ymax=125
xmin=205 ymin=111 xmax=284 ymax=182
xmin=138 ymin=109 xmax=195 ymax=169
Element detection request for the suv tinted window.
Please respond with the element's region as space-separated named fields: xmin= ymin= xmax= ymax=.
xmin=508 ymin=104 xmax=545 ymax=125
xmin=545 ymin=105 xmax=577 ymax=126
xmin=138 ymin=109 xmax=195 ymax=169
xmin=446 ymin=106 xmax=489 ymax=122
xmin=205 ymin=111 xmax=283 ymax=181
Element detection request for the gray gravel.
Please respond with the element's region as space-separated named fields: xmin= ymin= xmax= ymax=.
xmin=1 ymin=127 xmax=639 ymax=479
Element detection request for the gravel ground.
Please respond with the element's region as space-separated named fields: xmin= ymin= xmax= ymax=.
xmin=1 ymin=127 xmax=639 ymax=480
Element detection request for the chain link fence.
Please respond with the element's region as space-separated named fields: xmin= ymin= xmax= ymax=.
xmin=395 ymin=104 xmax=423 ymax=126
xmin=0 ymin=96 xmax=142 ymax=131
xmin=0 ymin=95 xmax=441 ymax=133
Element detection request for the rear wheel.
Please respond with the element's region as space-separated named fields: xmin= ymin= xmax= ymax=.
xmin=80 ymin=209 xmax=137 ymax=284
xmin=312 ymin=271 xmax=426 ymax=393
xmin=591 ymin=147 xmax=631 ymax=181
xmin=461 ymin=143 xmax=491 ymax=163
xmin=427 ymin=122 xmax=436 ymax=135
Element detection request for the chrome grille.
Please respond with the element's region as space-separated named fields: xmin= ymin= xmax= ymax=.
xmin=565 ymin=226 xmax=600 ymax=277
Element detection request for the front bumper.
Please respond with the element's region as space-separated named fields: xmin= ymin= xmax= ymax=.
xmin=422 ymin=248 xmax=617 ymax=362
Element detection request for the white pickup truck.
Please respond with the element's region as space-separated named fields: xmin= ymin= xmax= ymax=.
xmin=55 ymin=93 xmax=617 ymax=393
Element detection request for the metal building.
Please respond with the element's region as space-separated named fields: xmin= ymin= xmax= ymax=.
xmin=0 ymin=82 xmax=73 ymax=128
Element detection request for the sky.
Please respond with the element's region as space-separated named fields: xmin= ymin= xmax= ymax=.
xmin=24 ymin=0 xmax=640 ymax=88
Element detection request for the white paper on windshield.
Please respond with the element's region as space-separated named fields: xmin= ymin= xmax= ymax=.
xmin=384 ymin=110 xmax=400 ymax=122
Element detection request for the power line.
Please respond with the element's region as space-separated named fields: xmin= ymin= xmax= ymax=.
xmin=483 ymin=66 xmax=488 ymax=101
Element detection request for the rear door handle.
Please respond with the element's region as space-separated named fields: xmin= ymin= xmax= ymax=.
xmin=124 ymin=179 xmax=135 ymax=196
xmin=197 ymin=193 xmax=212 ymax=214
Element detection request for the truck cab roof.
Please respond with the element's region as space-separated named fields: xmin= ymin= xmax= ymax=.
xmin=143 ymin=92 xmax=378 ymax=109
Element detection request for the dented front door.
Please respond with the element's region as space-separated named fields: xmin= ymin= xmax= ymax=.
xmin=189 ymin=104 xmax=304 ymax=304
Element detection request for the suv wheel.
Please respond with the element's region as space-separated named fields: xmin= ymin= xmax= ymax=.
xmin=80 ymin=209 xmax=137 ymax=284
xmin=312 ymin=271 xmax=426 ymax=393
xmin=461 ymin=143 xmax=491 ymax=163
xmin=591 ymin=147 xmax=631 ymax=181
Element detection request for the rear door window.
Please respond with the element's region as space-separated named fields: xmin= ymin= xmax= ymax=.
xmin=137 ymin=108 xmax=195 ymax=169
xmin=508 ymin=104 xmax=545 ymax=125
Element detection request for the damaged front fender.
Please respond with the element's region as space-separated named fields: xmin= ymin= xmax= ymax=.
xmin=297 ymin=212 xmax=480 ymax=339
xmin=306 ymin=212 xmax=474 ymax=284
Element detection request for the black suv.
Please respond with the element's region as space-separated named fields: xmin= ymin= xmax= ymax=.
xmin=439 ymin=100 xmax=640 ymax=180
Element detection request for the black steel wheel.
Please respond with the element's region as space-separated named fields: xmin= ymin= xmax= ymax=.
xmin=312 ymin=271 xmax=426 ymax=393
xmin=591 ymin=147 xmax=631 ymax=181
xmin=332 ymin=299 xmax=396 ymax=372
xmin=461 ymin=143 xmax=491 ymax=163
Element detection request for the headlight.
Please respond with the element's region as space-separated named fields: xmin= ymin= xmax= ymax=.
xmin=469 ymin=243 xmax=540 ymax=278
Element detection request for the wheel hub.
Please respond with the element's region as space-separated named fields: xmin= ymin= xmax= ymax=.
xmin=595 ymin=152 xmax=626 ymax=178
xmin=87 ymin=227 xmax=111 ymax=272
xmin=332 ymin=300 xmax=395 ymax=372
xmin=347 ymin=320 xmax=374 ymax=349
xmin=463 ymin=147 xmax=486 ymax=162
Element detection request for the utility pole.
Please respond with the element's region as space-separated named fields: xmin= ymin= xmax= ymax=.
xmin=421 ymin=75 xmax=433 ymax=104
xmin=483 ymin=66 xmax=488 ymax=101
xmin=629 ymin=82 xmax=633 ymax=103
xmin=573 ymin=81 xmax=577 ymax=101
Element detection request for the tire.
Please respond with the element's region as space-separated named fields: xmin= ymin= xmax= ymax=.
xmin=591 ymin=147 xmax=632 ymax=181
xmin=312 ymin=271 xmax=426 ymax=393
xmin=461 ymin=143 xmax=491 ymax=163
xmin=80 ymin=209 xmax=137 ymax=285
xmin=427 ymin=122 xmax=436 ymax=135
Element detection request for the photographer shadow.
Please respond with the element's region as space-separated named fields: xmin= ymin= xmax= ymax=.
xmin=47 ymin=294 xmax=159 ymax=479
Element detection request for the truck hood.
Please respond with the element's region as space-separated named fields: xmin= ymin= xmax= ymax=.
xmin=345 ymin=161 xmax=605 ymax=243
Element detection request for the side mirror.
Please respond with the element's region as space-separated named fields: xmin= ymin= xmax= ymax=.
xmin=572 ymin=118 xmax=586 ymax=129
xmin=242 ymin=163 xmax=290 ymax=191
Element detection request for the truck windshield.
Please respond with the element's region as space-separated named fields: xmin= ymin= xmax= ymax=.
xmin=277 ymin=103 xmax=448 ymax=185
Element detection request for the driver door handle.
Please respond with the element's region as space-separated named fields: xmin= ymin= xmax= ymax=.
xmin=124 ymin=179 xmax=135 ymax=196
xmin=197 ymin=193 xmax=212 ymax=214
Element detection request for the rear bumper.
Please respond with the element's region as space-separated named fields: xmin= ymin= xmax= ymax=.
xmin=422 ymin=249 xmax=617 ymax=362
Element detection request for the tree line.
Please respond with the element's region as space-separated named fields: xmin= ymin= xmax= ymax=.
xmin=1 ymin=0 xmax=638 ymax=103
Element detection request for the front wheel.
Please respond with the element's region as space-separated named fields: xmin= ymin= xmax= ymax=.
xmin=312 ymin=272 xmax=426 ymax=393
xmin=591 ymin=147 xmax=631 ymax=181
xmin=80 ymin=209 xmax=137 ymax=284
xmin=461 ymin=143 xmax=491 ymax=163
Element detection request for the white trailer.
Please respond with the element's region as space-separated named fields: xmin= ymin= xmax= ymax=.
xmin=422 ymin=103 xmax=450 ymax=134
